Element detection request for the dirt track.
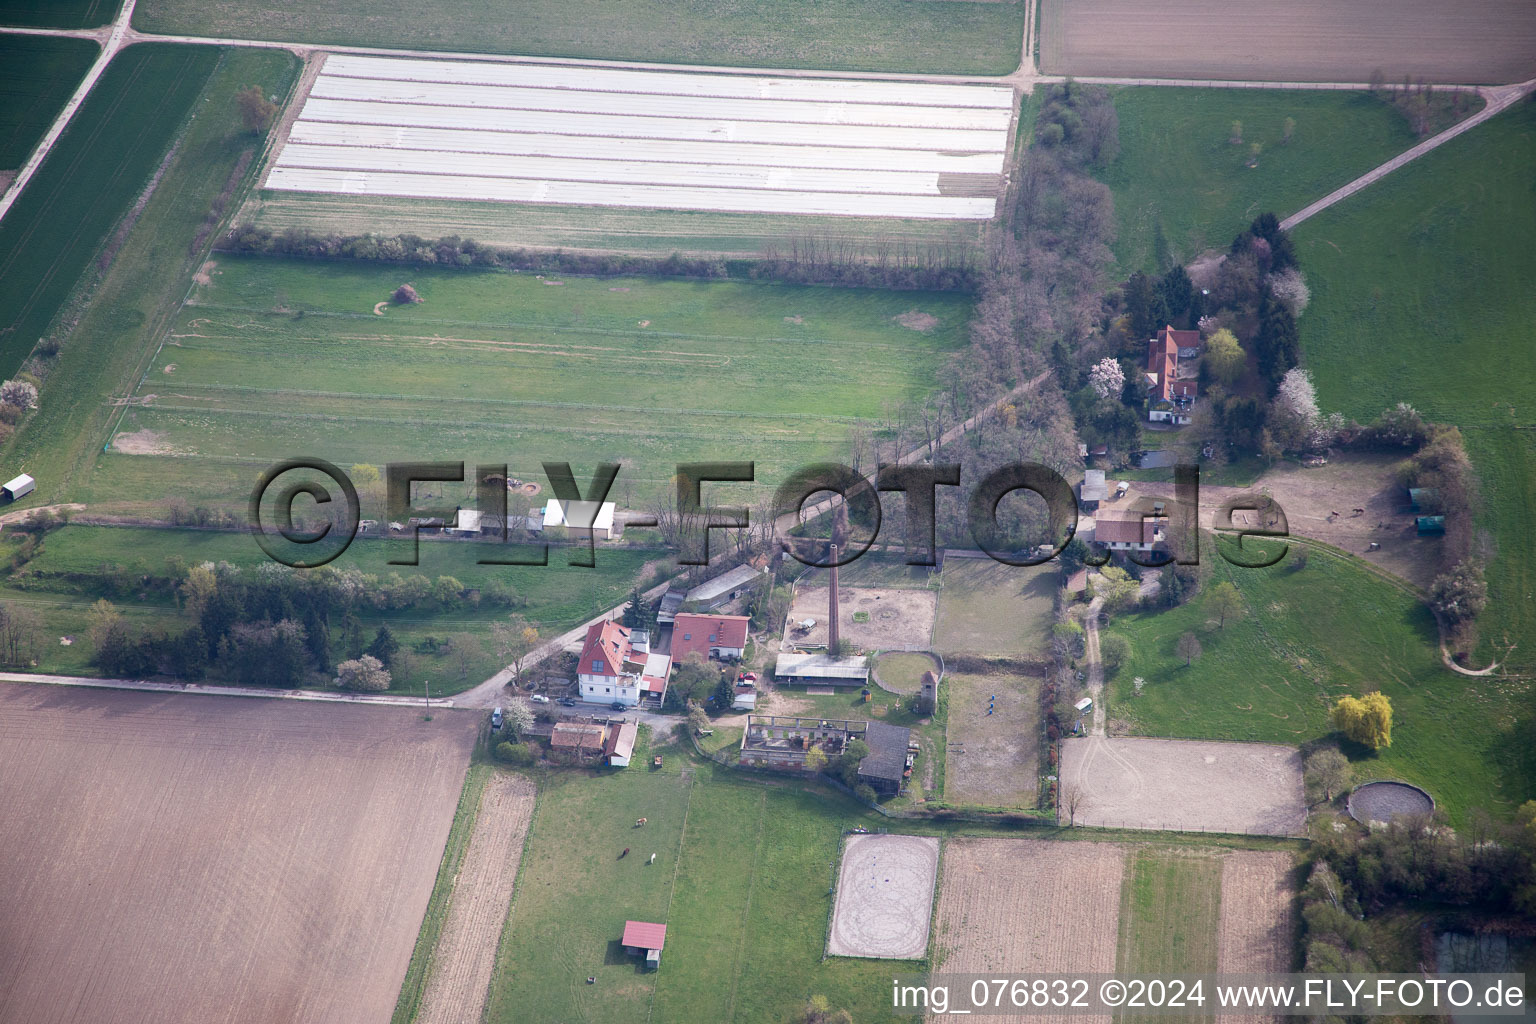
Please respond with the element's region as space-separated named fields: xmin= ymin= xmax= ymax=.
xmin=1040 ymin=0 xmax=1536 ymax=84
xmin=932 ymin=839 xmax=1124 ymax=1023
xmin=417 ymin=772 xmax=536 ymax=1024
xmin=1060 ymin=736 xmax=1306 ymax=836
xmin=0 ymin=685 xmax=476 ymax=1024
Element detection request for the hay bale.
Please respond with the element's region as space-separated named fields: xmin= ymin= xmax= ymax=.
xmin=392 ymin=284 xmax=421 ymax=304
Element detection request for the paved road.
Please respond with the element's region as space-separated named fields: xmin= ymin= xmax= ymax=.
xmin=0 ymin=670 xmax=458 ymax=706
xmin=1280 ymin=77 xmax=1536 ymax=230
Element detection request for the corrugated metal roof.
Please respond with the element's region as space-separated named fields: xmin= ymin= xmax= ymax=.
xmin=775 ymin=652 xmax=869 ymax=680
xmin=622 ymin=920 xmax=667 ymax=950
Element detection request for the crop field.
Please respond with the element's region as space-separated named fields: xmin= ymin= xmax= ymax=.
xmin=943 ymin=667 xmax=1040 ymax=808
xmin=1292 ymin=100 xmax=1536 ymax=675
xmin=1104 ymin=541 xmax=1531 ymax=824
xmin=932 ymin=839 xmax=1125 ymax=1021
xmin=0 ymin=36 xmax=97 ymax=171
xmin=1039 ymin=0 xmax=1536 ymax=84
xmin=94 ymin=254 xmax=968 ymax=514
xmin=1117 ymin=847 xmax=1222 ymax=977
xmin=0 ymin=48 xmax=298 ymax=512
xmin=416 ymin=771 xmax=536 ymax=1024
xmin=933 ymin=557 xmax=1054 ymax=657
xmin=1216 ymin=852 xmax=1295 ymax=978
xmin=265 ymin=56 xmax=1010 ymax=220
xmin=0 ymin=0 xmax=116 ymax=28
xmin=486 ymin=758 xmax=906 ymax=1024
xmin=133 ymin=0 xmax=1027 ymax=75
xmin=244 ymin=192 xmax=989 ymax=260
xmin=0 ymin=43 xmax=220 ymax=377
xmin=0 ymin=685 xmax=477 ymax=1024
xmin=1097 ymin=87 xmax=1471 ymax=273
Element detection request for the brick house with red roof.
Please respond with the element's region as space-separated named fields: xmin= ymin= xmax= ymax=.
xmin=1092 ymin=513 xmax=1167 ymax=553
xmin=577 ymin=619 xmax=671 ymax=707
xmin=1145 ymin=325 xmax=1200 ymax=424
xmin=671 ymin=613 xmax=750 ymax=662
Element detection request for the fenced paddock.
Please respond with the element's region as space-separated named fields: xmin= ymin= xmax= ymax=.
xmin=826 ymin=833 xmax=940 ymax=959
xmin=264 ymin=55 xmax=1012 ymax=220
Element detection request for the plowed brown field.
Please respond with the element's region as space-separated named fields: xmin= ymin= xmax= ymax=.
xmin=0 ymin=685 xmax=477 ymax=1024
xmin=417 ymin=772 xmax=536 ymax=1024
xmin=1217 ymin=851 xmax=1296 ymax=1023
xmin=1040 ymin=0 xmax=1536 ymax=84
xmin=932 ymin=839 xmax=1125 ymax=1023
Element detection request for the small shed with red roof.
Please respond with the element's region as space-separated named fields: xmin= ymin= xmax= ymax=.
xmin=622 ymin=920 xmax=667 ymax=967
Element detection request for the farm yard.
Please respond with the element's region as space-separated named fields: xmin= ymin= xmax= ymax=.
xmin=264 ymin=56 xmax=1011 ymax=220
xmin=0 ymin=685 xmax=478 ymax=1024
xmin=932 ymin=556 xmax=1054 ymax=658
xmin=132 ymin=0 xmax=1027 ymax=75
xmin=1103 ymin=540 xmax=1531 ymax=825
xmin=943 ymin=667 xmax=1041 ymax=809
xmin=1060 ymin=737 xmax=1306 ymax=836
xmin=1095 ymin=87 xmax=1480 ymax=274
xmin=1039 ymin=0 xmax=1536 ymax=83
xmin=0 ymin=43 xmax=222 ymax=377
xmin=94 ymin=254 xmax=970 ymax=515
xmin=785 ymin=586 xmax=937 ymax=651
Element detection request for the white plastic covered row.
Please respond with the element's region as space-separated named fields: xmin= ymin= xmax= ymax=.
xmin=296 ymin=98 xmax=1007 ymax=151
xmin=265 ymin=166 xmax=998 ymax=219
xmin=275 ymin=143 xmax=947 ymax=194
xmin=287 ymin=122 xmax=1006 ymax=173
xmin=320 ymin=54 xmax=1015 ymax=110
xmin=309 ymin=75 xmax=1013 ymax=131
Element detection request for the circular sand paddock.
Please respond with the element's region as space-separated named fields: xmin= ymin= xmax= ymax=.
xmin=1347 ymin=781 xmax=1435 ymax=825
xmin=826 ymin=834 xmax=939 ymax=960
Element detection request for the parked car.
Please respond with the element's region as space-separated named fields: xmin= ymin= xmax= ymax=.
xmin=530 ymin=694 xmax=550 ymax=704
xmin=610 ymin=701 xmax=627 ymax=711
xmin=557 ymin=697 xmax=578 ymax=707
xmin=491 ymin=707 xmax=504 ymax=730
xmin=737 ymin=671 xmax=757 ymax=682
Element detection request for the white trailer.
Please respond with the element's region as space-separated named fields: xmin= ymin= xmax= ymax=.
xmin=2 ymin=474 xmax=34 ymax=502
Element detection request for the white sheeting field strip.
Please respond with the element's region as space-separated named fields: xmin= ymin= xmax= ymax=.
xmin=295 ymin=98 xmax=1007 ymax=151
xmin=266 ymin=167 xmax=997 ymax=219
xmin=309 ymin=75 xmax=1013 ymax=130
xmin=267 ymin=57 xmax=1010 ymax=219
xmin=321 ymin=54 xmax=1015 ymax=109
xmin=287 ymin=123 xmax=1007 ymax=174
xmin=278 ymin=143 xmax=947 ymax=195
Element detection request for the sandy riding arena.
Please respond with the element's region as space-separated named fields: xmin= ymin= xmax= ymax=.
xmin=787 ymin=586 xmax=937 ymax=650
xmin=1060 ymin=737 xmax=1305 ymax=836
xmin=1040 ymin=0 xmax=1536 ymax=84
xmin=933 ymin=839 xmax=1125 ymax=1022
xmin=0 ymin=685 xmax=477 ymax=1024
xmin=417 ymin=772 xmax=537 ymax=1024
xmin=827 ymin=834 xmax=939 ymax=959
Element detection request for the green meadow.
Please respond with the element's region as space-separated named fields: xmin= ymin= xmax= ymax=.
xmin=1292 ymin=98 xmax=1536 ymax=673
xmin=93 ymin=255 xmax=969 ymax=514
xmin=1103 ymin=539 xmax=1532 ymax=824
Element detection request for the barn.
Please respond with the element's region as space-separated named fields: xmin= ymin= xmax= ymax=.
xmin=774 ymin=652 xmax=869 ymax=686
xmin=622 ymin=920 xmax=667 ymax=968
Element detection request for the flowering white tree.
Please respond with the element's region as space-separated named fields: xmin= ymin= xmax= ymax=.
xmin=1088 ymin=357 xmax=1125 ymax=400
xmin=1276 ymin=368 xmax=1319 ymax=424
xmin=504 ymin=697 xmax=535 ymax=737
xmin=0 ymin=379 xmax=38 ymax=409
xmin=336 ymin=654 xmax=390 ymax=692
xmin=1268 ymin=268 xmax=1311 ymax=317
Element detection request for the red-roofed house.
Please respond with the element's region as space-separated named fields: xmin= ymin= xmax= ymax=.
xmin=1093 ymin=513 xmax=1167 ymax=553
xmin=1145 ymin=325 xmax=1199 ymax=424
xmin=622 ymin=920 xmax=667 ymax=967
xmin=577 ymin=619 xmax=671 ymax=707
xmin=671 ymin=613 xmax=750 ymax=662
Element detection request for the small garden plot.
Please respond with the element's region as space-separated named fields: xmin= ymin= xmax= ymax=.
xmin=826 ymin=833 xmax=939 ymax=960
